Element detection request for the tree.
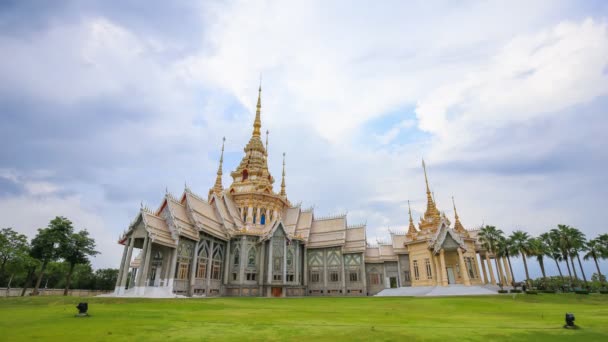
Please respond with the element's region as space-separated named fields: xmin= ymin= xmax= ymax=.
xmin=528 ymin=237 xmax=549 ymax=281
xmin=478 ymin=225 xmax=505 ymax=284
xmin=30 ymin=217 xmax=74 ymax=295
xmin=496 ymin=236 xmax=515 ymax=285
xmin=61 ymin=230 xmax=98 ymax=295
xmin=93 ymin=268 xmax=119 ymax=290
xmin=584 ymin=237 xmax=606 ymax=285
xmin=509 ymin=230 xmax=532 ymax=285
xmin=551 ymin=225 xmax=575 ymax=283
xmin=568 ymin=227 xmax=588 ymax=285
xmin=541 ymin=232 xmax=565 ymax=281
xmin=0 ymin=228 xmax=29 ymax=285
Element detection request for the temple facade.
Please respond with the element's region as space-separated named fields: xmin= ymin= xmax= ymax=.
xmin=114 ymin=86 xmax=512 ymax=297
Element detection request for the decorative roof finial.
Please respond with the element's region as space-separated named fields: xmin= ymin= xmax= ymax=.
xmin=452 ymin=196 xmax=466 ymax=234
xmin=252 ymin=80 xmax=262 ymax=137
xmin=212 ymin=137 xmax=226 ymax=195
xmin=452 ymin=196 xmax=459 ymax=220
xmin=420 ymin=158 xmax=440 ymax=230
xmin=407 ymin=200 xmax=417 ymax=236
xmin=280 ymin=152 xmax=287 ymax=197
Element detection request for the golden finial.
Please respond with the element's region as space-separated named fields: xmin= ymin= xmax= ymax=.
xmin=420 ymin=158 xmax=440 ymax=230
xmin=252 ymin=81 xmax=262 ymax=137
xmin=452 ymin=196 xmax=466 ymax=234
xmin=280 ymin=152 xmax=286 ymax=197
xmin=422 ymin=158 xmax=430 ymax=195
xmin=212 ymin=137 xmax=226 ymax=194
xmin=407 ymin=200 xmax=417 ymax=236
xmin=452 ymin=196 xmax=459 ymax=220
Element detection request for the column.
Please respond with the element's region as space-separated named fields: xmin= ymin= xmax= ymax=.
xmin=439 ymin=249 xmax=448 ymax=286
xmin=223 ymin=239 xmax=231 ymax=285
xmin=457 ymin=248 xmax=471 ymax=286
xmin=138 ymin=239 xmax=153 ymax=295
xmin=282 ymin=240 xmax=287 ymax=297
xmin=485 ymin=254 xmax=496 ymax=285
xmin=247 ymin=206 xmax=253 ymax=223
xmin=256 ymin=208 xmax=261 ymax=225
xmin=341 ymin=254 xmax=346 ymax=294
xmin=267 ymin=238 xmax=273 ymax=283
xmin=258 ymin=240 xmax=265 ymax=287
xmin=239 ymin=237 xmax=246 ymax=284
xmin=114 ymin=241 xmax=129 ymax=293
xmin=118 ymin=237 xmax=135 ymax=294
xmin=134 ymin=235 xmax=149 ymax=288
xmin=433 ymin=254 xmax=442 ymax=286
xmin=397 ymin=256 xmax=403 ymax=287
xmin=189 ymin=241 xmax=200 ymax=296
xmin=168 ymin=247 xmax=178 ymax=292
xmin=303 ymin=247 xmax=308 ymax=286
xmin=479 ymin=253 xmax=488 ymax=284
xmin=502 ymin=257 xmax=512 ymax=285
xmin=361 ymin=255 xmax=367 ymax=295
xmin=265 ymin=209 xmax=270 ymax=225
xmin=496 ymin=257 xmax=506 ymax=285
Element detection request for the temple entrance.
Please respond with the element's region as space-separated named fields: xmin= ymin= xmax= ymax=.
xmin=446 ymin=267 xmax=456 ymax=284
xmin=389 ymin=277 xmax=398 ymax=288
xmin=271 ymin=287 xmax=282 ymax=297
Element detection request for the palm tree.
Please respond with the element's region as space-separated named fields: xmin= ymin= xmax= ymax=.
xmin=551 ymin=225 xmax=575 ymax=283
xmin=541 ymin=232 xmax=565 ymax=281
xmin=478 ymin=225 xmax=505 ymax=285
xmin=509 ymin=230 xmax=532 ymax=285
xmin=528 ymin=237 xmax=549 ymax=281
xmin=496 ymin=236 xmax=515 ymax=285
xmin=583 ymin=237 xmax=605 ymax=285
xmin=569 ymin=227 xmax=588 ymax=285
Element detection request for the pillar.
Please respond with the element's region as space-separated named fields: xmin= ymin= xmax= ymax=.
xmin=134 ymin=236 xmax=149 ymax=288
xmin=247 ymin=206 xmax=253 ymax=224
xmin=206 ymin=241 xmax=215 ymax=290
xmin=223 ymin=239 xmax=231 ymax=285
xmin=267 ymin=238 xmax=273 ymax=284
xmin=341 ymin=253 xmax=346 ymax=294
xmin=239 ymin=237 xmax=247 ymax=284
xmin=502 ymin=257 xmax=512 ymax=285
xmin=433 ymin=254 xmax=442 ymax=286
xmin=189 ymin=241 xmax=200 ymax=296
xmin=439 ymin=249 xmax=448 ymax=286
xmin=168 ymin=246 xmax=178 ymax=292
xmin=479 ymin=253 xmax=488 ymax=284
xmin=457 ymin=248 xmax=471 ymax=286
xmin=114 ymin=241 xmax=129 ymax=293
xmin=485 ymin=254 xmax=496 ymax=285
xmin=495 ymin=257 xmax=506 ymax=285
xmin=258 ymin=240 xmax=265 ymax=287
xmin=137 ymin=238 xmax=153 ymax=295
xmin=118 ymin=237 xmax=135 ymax=294
xmin=303 ymin=247 xmax=308 ymax=286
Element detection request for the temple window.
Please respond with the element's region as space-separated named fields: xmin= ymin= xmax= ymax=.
xmin=310 ymin=270 xmax=321 ymax=283
xmin=253 ymin=208 xmax=257 ymax=224
xmin=246 ymin=272 xmax=257 ymax=281
xmin=211 ymin=246 xmax=223 ymax=280
xmin=404 ymin=270 xmax=411 ymax=282
xmin=242 ymin=169 xmax=248 ymax=180
xmin=370 ymin=273 xmax=381 ymax=285
xmin=177 ymin=263 xmax=189 ymax=280
xmin=413 ymin=260 xmax=420 ymax=280
xmin=349 ymin=270 xmax=359 ymax=282
xmin=329 ymin=270 xmax=340 ymax=282
xmin=196 ymin=245 xmax=209 ymax=279
xmin=425 ymin=258 xmax=433 ymax=279
xmin=260 ymin=213 xmax=266 ymax=225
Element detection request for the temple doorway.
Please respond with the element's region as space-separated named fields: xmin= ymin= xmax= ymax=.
xmin=446 ymin=267 xmax=456 ymax=284
xmin=389 ymin=277 xmax=398 ymax=288
xmin=271 ymin=287 xmax=282 ymax=297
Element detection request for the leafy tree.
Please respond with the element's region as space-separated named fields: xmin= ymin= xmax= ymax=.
xmin=495 ymin=236 xmax=515 ymax=285
xmin=568 ymin=227 xmax=588 ymax=285
xmin=0 ymin=228 xmax=29 ymax=285
xmin=30 ymin=217 xmax=74 ymax=295
xmin=61 ymin=230 xmax=98 ymax=295
xmin=93 ymin=268 xmax=119 ymax=290
xmin=509 ymin=230 xmax=532 ymax=285
xmin=551 ymin=225 xmax=575 ymax=282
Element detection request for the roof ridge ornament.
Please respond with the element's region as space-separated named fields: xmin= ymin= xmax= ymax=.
xmin=211 ymin=137 xmax=226 ymax=197
xmin=280 ymin=152 xmax=287 ymax=197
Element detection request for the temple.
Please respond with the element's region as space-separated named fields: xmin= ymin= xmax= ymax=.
xmin=113 ymin=85 xmax=511 ymax=297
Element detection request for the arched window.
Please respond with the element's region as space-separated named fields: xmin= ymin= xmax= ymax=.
xmin=253 ymin=208 xmax=257 ymax=224
xmin=196 ymin=244 xmax=209 ymax=279
xmin=233 ymin=246 xmax=240 ymax=266
xmin=260 ymin=213 xmax=266 ymax=225
xmin=212 ymin=246 xmax=223 ymax=280
xmin=242 ymin=169 xmax=248 ymax=180
xmin=247 ymin=247 xmax=256 ymax=267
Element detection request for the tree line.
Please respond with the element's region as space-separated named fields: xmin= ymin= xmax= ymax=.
xmin=479 ymin=224 xmax=608 ymax=290
xmin=0 ymin=216 xmax=118 ymax=295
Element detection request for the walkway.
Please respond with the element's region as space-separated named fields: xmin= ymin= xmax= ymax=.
xmin=375 ymin=284 xmax=502 ymax=297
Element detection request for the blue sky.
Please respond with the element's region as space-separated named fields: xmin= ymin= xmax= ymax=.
xmin=1 ymin=0 xmax=607 ymax=281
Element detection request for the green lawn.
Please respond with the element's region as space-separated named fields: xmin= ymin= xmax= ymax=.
xmin=1 ymin=294 xmax=607 ymax=341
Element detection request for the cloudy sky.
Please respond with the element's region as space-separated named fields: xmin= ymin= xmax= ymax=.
xmin=1 ymin=0 xmax=607 ymax=280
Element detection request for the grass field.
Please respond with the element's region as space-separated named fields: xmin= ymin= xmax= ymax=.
xmin=1 ymin=294 xmax=607 ymax=341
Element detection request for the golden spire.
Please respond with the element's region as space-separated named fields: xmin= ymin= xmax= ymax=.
xmin=452 ymin=196 xmax=467 ymax=234
xmin=407 ymin=200 xmax=417 ymax=237
xmin=420 ymin=158 xmax=441 ymax=230
xmin=280 ymin=152 xmax=286 ymax=197
xmin=212 ymin=137 xmax=226 ymax=195
xmin=252 ymin=83 xmax=262 ymax=137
